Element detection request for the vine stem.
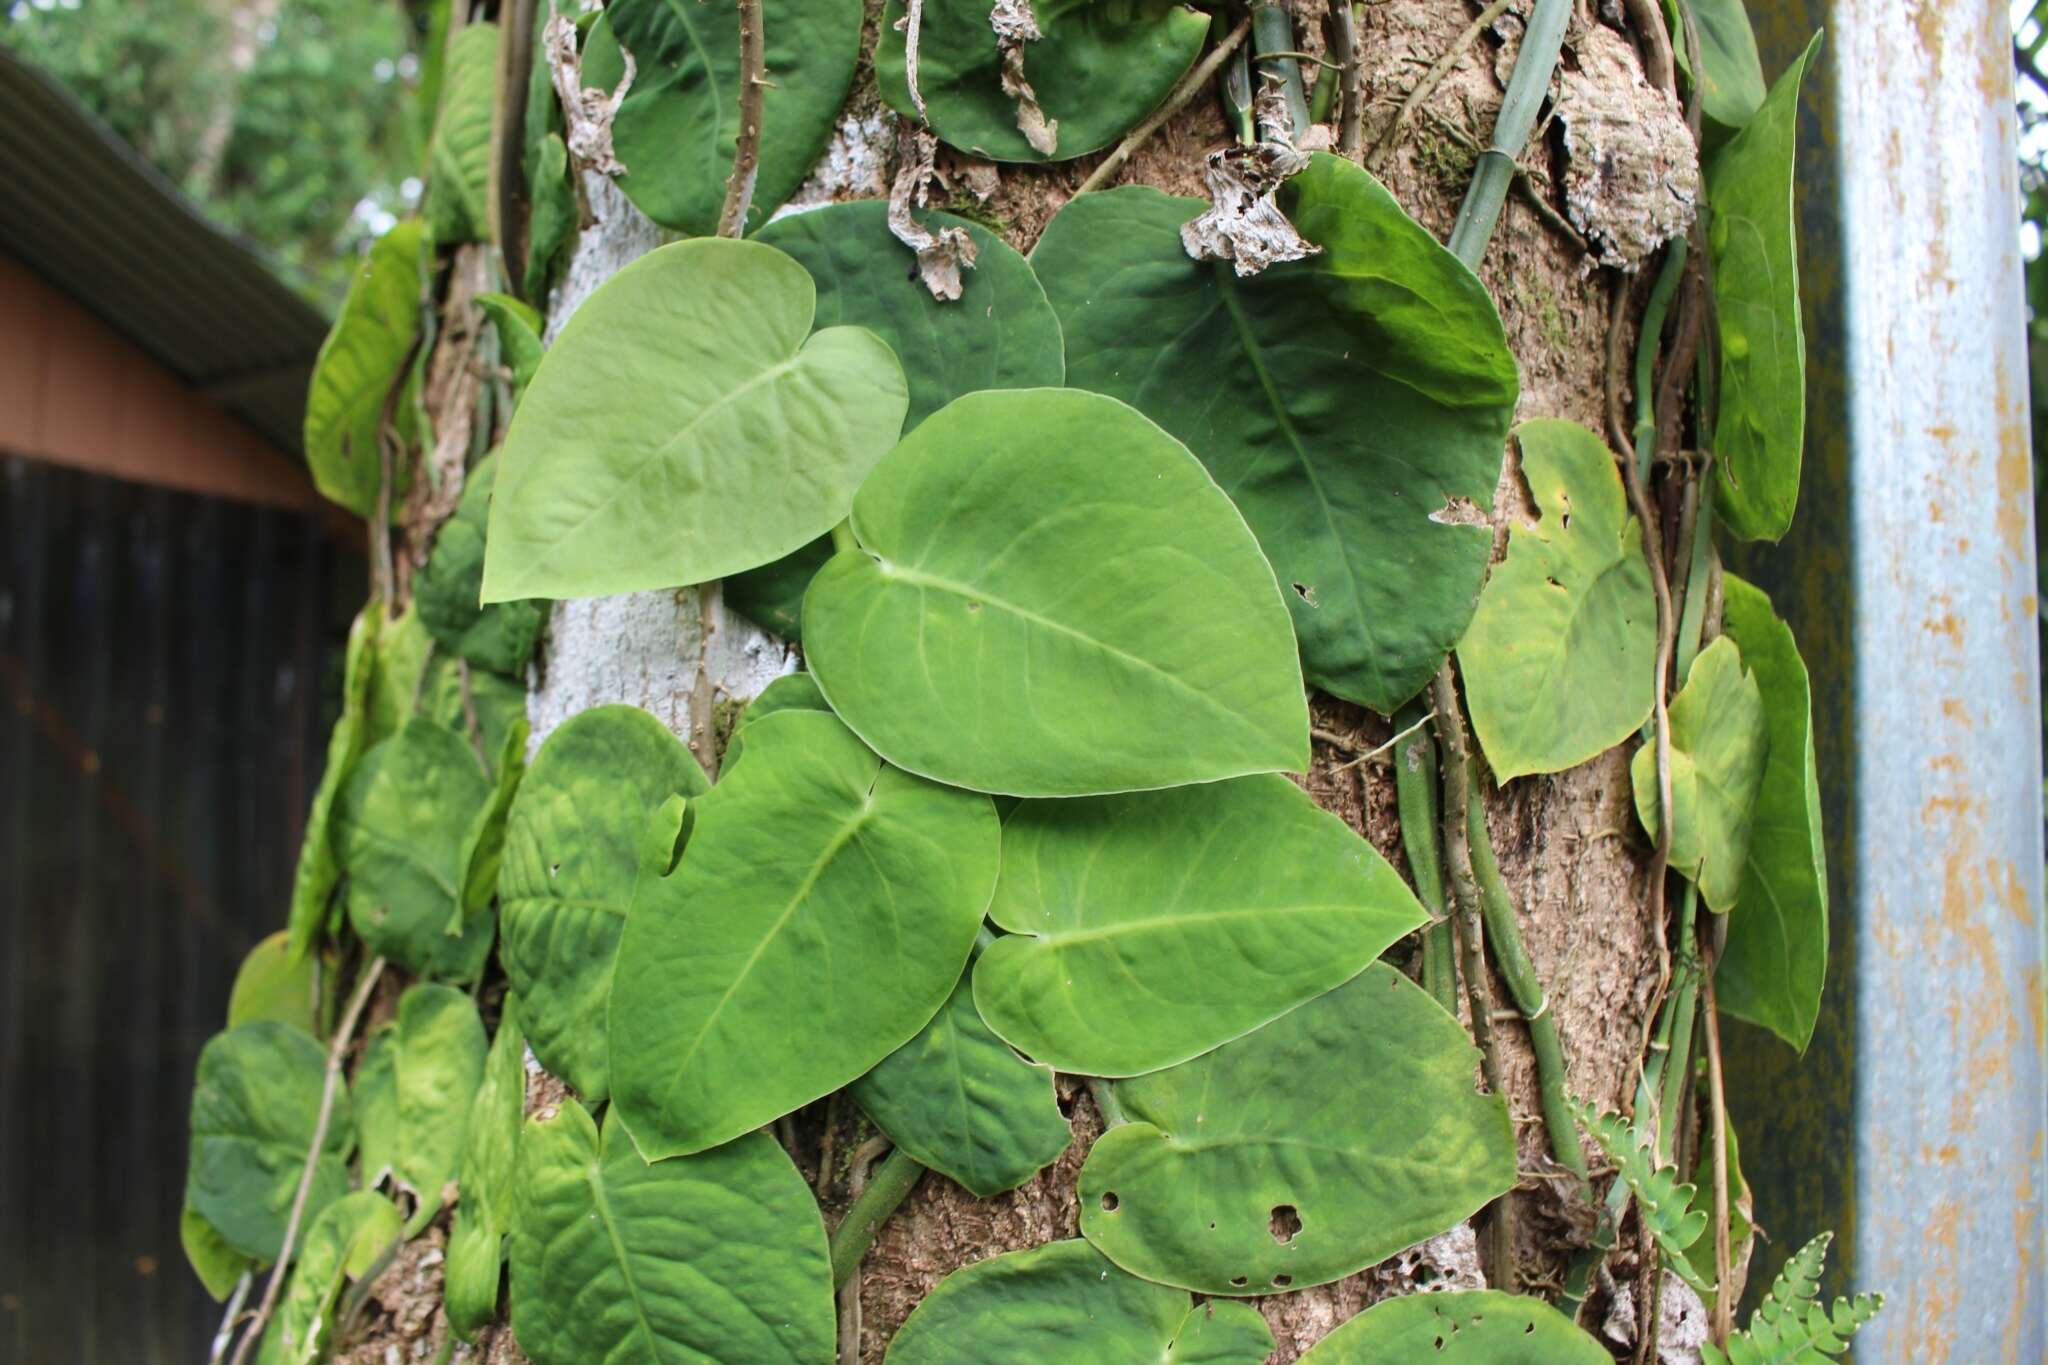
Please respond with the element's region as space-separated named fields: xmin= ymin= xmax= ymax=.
xmin=227 ymin=956 xmax=388 ymax=1365
xmin=1365 ymin=0 xmax=1512 ymax=172
xmin=1324 ymin=0 xmax=1362 ymax=156
xmin=1391 ymin=699 xmax=1456 ymax=1014
xmin=1074 ymin=15 xmax=1249 ymax=195
xmin=716 ymin=0 xmax=767 ymax=238
xmin=1702 ymin=946 xmax=1733 ymax=1343
xmin=1445 ymin=0 xmax=1571 ymax=268
xmin=829 ymin=1145 xmax=925 ymax=1288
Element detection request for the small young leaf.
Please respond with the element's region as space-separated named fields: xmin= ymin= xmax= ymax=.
xmin=1703 ymin=1232 xmax=1884 ymax=1365
xmin=1576 ymin=1102 xmax=1713 ymax=1294
xmin=180 ymin=1204 xmax=254 ymax=1302
xmin=1631 ymin=636 xmax=1769 ymax=913
xmin=1295 ymin=1289 xmax=1612 ymax=1362
xmin=416 ymin=454 xmax=546 ymax=677
xmin=227 ymin=930 xmax=319 ymax=1037
xmin=304 ymin=221 xmax=425 ymax=517
xmin=473 ymin=293 xmax=544 ymax=401
xmin=424 ymin=23 xmax=499 ymax=245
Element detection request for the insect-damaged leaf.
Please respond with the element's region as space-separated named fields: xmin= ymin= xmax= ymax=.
xmin=1709 ymin=34 xmax=1822 ymax=542
xmin=609 ymin=709 xmax=998 ymax=1158
xmin=446 ymin=997 xmax=527 ymax=1340
xmin=973 ymin=774 xmax=1426 ymax=1077
xmin=803 ymin=388 xmax=1310 ymax=796
xmin=851 ymin=970 xmax=1072 ymax=1198
xmin=885 ymin=1239 xmax=1274 ymax=1365
xmin=582 ymin=0 xmax=861 ymax=236
xmin=1631 ymin=635 xmax=1769 ymax=913
xmin=334 ymin=717 xmax=498 ymax=981
xmin=1458 ymin=420 xmax=1657 ymax=780
xmin=424 ymin=22 xmax=499 ymax=245
xmin=303 ymin=220 xmax=425 ymax=518
xmin=417 ymin=454 xmax=546 ymax=677
xmin=480 ymin=238 xmax=908 ymax=602
xmin=1715 ymin=575 xmax=1828 ymax=1050
xmin=287 ymin=603 xmax=379 ymax=963
xmin=498 ymin=703 xmax=709 ymax=1098
xmin=1078 ymin=966 xmax=1514 ymax=1296
xmin=1034 ymin=156 xmax=1518 ymax=711
xmin=510 ymin=1099 xmax=835 ymax=1365
xmin=1295 ymin=1289 xmax=1612 ymax=1363
xmin=874 ymin=0 xmax=1207 ymax=163
xmin=186 ymin=1022 xmax=354 ymax=1262
xmin=255 ymin=1191 xmax=402 ymax=1365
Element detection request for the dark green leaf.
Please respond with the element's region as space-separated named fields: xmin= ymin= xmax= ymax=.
xmin=425 ymin=23 xmax=499 ymax=245
xmin=1295 ymin=1290 xmax=1612 ymax=1362
xmin=418 ymin=455 xmax=548 ymax=678
xmin=304 ymin=220 xmax=425 ymax=517
xmin=1631 ymin=636 xmax=1769 ymax=913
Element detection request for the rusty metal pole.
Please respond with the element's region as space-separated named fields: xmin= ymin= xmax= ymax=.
xmin=1730 ymin=3 xmax=2047 ymax=1357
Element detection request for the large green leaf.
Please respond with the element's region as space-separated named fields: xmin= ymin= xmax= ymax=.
xmin=885 ymin=1239 xmax=1273 ymax=1364
xmin=510 ymin=1099 xmax=835 ymax=1365
xmin=1033 ymin=157 xmax=1519 ymax=710
xmin=334 ymin=717 xmax=498 ymax=980
xmin=499 ymin=703 xmax=709 ymax=1098
xmin=304 ymin=220 xmax=425 ymax=517
xmin=874 ymin=0 xmax=1207 ymax=163
xmin=973 ymin=774 xmax=1426 ymax=1076
xmin=447 ymin=998 xmax=527 ymax=1339
xmin=480 ymin=238 xmax=908 ymax=602
xmin=288 ymin=606 xmax=379 ymax=961
xmin=256 ymin=1191 xmax=402 ymax=1365
xmin=1458 ymin=419 xmax=1657 ymax=779
xmin=850 ymin=970 xmax=1071 ymax=1197
xmin=425 ymin=22 xmax=499 ymax=245
xmin=186 ymin=1022 xmax=353 ymax=1261
xmin=1716 ymin=575 xmax=1827 ymax=1050
xmin=730 ymin=200 xmax=1067 ymax=641
xmin=580 ymin=0 xmax=861 ymax=235
xmin=228 ymin=930 xmax=319 ymax=1036
xmin=417 ymin=454 xmax=547 ymax=677
xmin=1631 ymin=635 xmax=1769 ymax=913
xmin=1078 ymin=966 xmax=1515 ymax=1296
xmin=1709 ymin=34 xmax=1822 ymax=542
xmin=387 ymin=984 xmax=488 ymax=1230
xmin=181 ymin=1204 xmax=253 ymax=1301
xmin=803 ymin=388 xmax=1309 ymax=796
xmin=611 ymin=708 xmax=999 ymax=1157
xmin=1295 ymin=1290 xmax=1612 ymax=1362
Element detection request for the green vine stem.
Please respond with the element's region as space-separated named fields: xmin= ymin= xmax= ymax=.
xmin=1654 ymin=912 xmax=1701 ymax=1165
xmin=1464 ymin=787 xmax=1590 ymax=1187
xmin=1444 ymin=0 xmax=1571 ymax=268
xmin=1249 ymin=2 xmax=1311 ymax=143
xmin=1087 ymin=1076 xmax=1129 ymax=1128
xmin=1392 ymin=698 xmax=1457 ymax=1014
xmin=1701 ymin=942 xmax=1733 ymax=1343
xmin=1631 ymin=239 xmax=1688 ymax=481
xmin=1219 ymin=39 xmax=1254 ymax=144
xmin=829 ymin=1145 xmax=927 ymax=1288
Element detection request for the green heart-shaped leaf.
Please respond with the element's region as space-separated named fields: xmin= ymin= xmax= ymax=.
xmin=447 ymin=998 xmax=527 ymax=1340
xmin=1458 ymin=419 xmax=1657 ymax=779
xmin=874 ymin=0 xmax=1208 ymax=162
xmin=481 ymin=238 xmax=908 ymax=602
xmin=186 ymin=1022 xmax=353 ymax=1262
xmin=417 ymin=454 xmax=547 ymax=677
xmin=974 ymin=774 xmax=1425 ymax=1076
xmin=1078 ymin=966 xmax=1515 ymax=1295
xmin=304 ymin=220 xmax=425 ymax=517
xmin=510 ymin=1099 xmax=835 ymax=1364
xmin=499 ymin=704 xmax=710 ymax=1098
xmin=610 ymin=708 xmax=999 ymax=1158
xmin=1033 ymin=156 xmax=1518 ymax=711
xmin=803 ymin=388 xmax=1309 ymax=796
xmin=424 ymin=23 xmax=498 ymax=245
xmin=256 ymin=1191 xmax=402 ymax=1365
xmin=884 ymin=1239 xmax=1274 ymax=1364
xmin=1715 ymin=575 xmax=1827 ymax=1049
xmin=1631 ymin=635 xmax=1769 ymax=912
xmin=851 ymin=970 xmax=1072 ymax=1197
xmin=1296 ymin=1290 xmax=1612 ymax=1362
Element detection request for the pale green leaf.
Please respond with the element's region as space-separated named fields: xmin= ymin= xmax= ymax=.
xmin=354 ymin=1027 xmax=399 ymax=1191
xmin=454 ymin=716 xmax=530 ymax=922
xmin=304 ymin=221 xmax=425 ymax=517
xmin=609 ymin=708 xmax=999 ymax=1158
xmin=974 ymin=774 xmax=1426 ymax=1076
xmin=480 ymin=238 xmax=908 ymax=602
xmin=1033 ymin=157 xmax=1519 ymax=711
xmin=803 ymin=388 xmax=1310 ymax=796
xmin=448 ymin=998 xmax=527 ymax=1339
xmin=228 ymin=930 xmax=319 ymax=1037
xmin=1459 ymin=419 xmax=1657 ymax=779
xmin=498 ymin=704 xmax=709 ymax=1098
xmin=509 ymin=1099 xmax=835 ymax=1364
xmin=1079 ymin=966 xmax=1516 ymax=1295
xmin=181 ymin=1204 xmax=254 ymax=1302
xmin=256 ymin=1191 xmax=402 ymax=1365
xmin=1631 ymin=636 xmax=1769 ymax=912
xmin=425 ymin=23 xmax=499 ymax=244
xmin=475 ymin=292 xmax=545 ymax=402
xmin=288 ymin=606 xmax=380 ymax=962
xmin=417 ymin=454 xmax=547 ymax=677
xmin=385 ymin=984 xmax=488 ymax=1231
xmin=1296 ymin=1289 xmax=1612 ymax=1362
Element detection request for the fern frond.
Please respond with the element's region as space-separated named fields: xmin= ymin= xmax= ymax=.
xmin=1702 ymin=1232 xmax=1885 ymax=1365
xmin=1573 ymin=1101 xmax=1712 ymax=1294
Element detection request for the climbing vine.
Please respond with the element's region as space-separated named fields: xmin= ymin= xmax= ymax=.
xmin=186 ymin=1 xmax=1882 ymax=1361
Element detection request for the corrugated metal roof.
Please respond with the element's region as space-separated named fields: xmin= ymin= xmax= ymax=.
xmin=0 ymin=48 xmax=330 ymax=460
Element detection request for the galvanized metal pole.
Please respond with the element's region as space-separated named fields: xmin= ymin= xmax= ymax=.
xmin=1733 ymin=3 xmax=2046 ymax=1357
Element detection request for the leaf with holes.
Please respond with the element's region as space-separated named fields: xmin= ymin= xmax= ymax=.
xmin=447 ymin=997 xmax=526 ymax=1340
xmin=288 ymin=606 xmax=379 ymax=962
xmin=1458 ymin=419 xmax=1657 ymax=779
xmin=509 ymin=1099 xmax=835 ymax=1365
xmin=424 ymin=23 xmax=499 ymax=244
xmin=498 ymin=704 xmax=709 ymax=1098
xmin=480 ymin=239 xmax=907 ymax=602
xmin=851 ymin=969 xmax=1071 ymax=1197
xmin=1033 ymin=156 xmax=1518 ymax=711
xmin=228 ymin=931 xmax=319 ymax=1037
xmin=1079 ymin=966 xmax=1515 ymax=1295
xmin=610 ymin=709 xmax=998 ymax=1158
xmin=1295 ymin=1289 xmax=1612 ymax=1362
xmin=1714 ymin=574 xmax=1828 ymax=1051
xmin=1709 ymin=34 xmax=1822 ymax=542
xmin=334 ymin=717 xmax=497 ymax=980
xmin=885 ymin=1239 xmax=1274 ymax=1364
xmin=417 ymin=454 xmax=547 ymax=678
xmin=973 ymin=774 xmax=1425 ymax=1076
xmin=730 ymin=200 xmax=1067 ymax=641
xmin=304 ymin=220 xmax=425 ymax=517
xmin=580 ymin=0 xmax=861 ymax=235
xmin=1631 ymin=636 xmax=1769 ymax=913
xmin=874 ymin=0 xmax=1208 ymax=163
xmin=185 ymin=1023 xmax=354 ymax=1262
xmin=803 ymin=388 xmax=1309 ymax=796
xmin=255 ymin=1191 xmax=402 ymax=1365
